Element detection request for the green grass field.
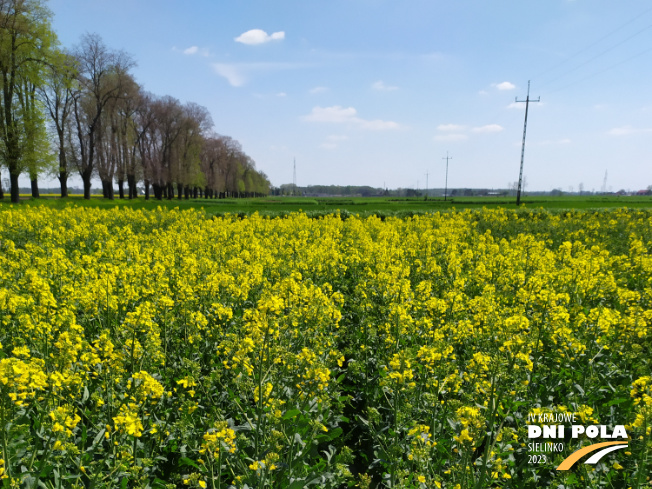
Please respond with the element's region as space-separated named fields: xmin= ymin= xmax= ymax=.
xmin=4 ymin=194 xmax=652 ymax=216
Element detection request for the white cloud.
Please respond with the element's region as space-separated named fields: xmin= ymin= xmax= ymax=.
xmin=437 ymin=124 xmax=467 ymax=132
xmin=608 ymin=125 xmax=652 ymax=136
xmin=276 ymin=92 xmax=287 ymax=97
xmin=472 ymin=124 xmax=504 ymax=133
xmin=608 ymin=126 xmax=634 ymax=136
xmin=303 ymin=106 xmax=400 ymax=130
xmin=212 ymin=64 xmax=247 ymax=87
xmin=360 ymin=119 xmax=400 ymax=130
xmin=304 ymin=106 xmax=358 ymax=123
xmin=435 ymin=123 xmax=502 ymax=140
xmin=494 ymin=81 xmax=516 ymax=90
xmin=372 ymin=80 xmax=398 ymax=91
xmin=434 ymin=134 xmax=468 ymax=142
xmin=173 ymin=45 xmax=210 ymax=56
xmin=320 ymin=135 xmax=349 ymax=150
xmin=235 ymin=29 xmax=285 ymax=45
xmin=212 ymin=62 xmax=300 ymax=86
xmin=309 ymin=86 xmax=328 ymax=94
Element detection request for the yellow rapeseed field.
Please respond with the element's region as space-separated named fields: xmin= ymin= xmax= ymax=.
xmin=0 ymin=206 xmax=649 ymax=488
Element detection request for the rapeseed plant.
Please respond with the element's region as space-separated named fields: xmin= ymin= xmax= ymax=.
xmin=0 ymin=206 xmax=649 ymax=487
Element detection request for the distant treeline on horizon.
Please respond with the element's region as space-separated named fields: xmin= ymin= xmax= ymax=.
xmin=16 ymin=185 xmax=652 ymax=198
xmin=268 ymin=184 xmax=652 ymax=198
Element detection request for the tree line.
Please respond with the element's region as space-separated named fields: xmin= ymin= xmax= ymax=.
xmin=0 ymin=0 xmax=270 ymax=203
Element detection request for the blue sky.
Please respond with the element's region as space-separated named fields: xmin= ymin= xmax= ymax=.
xmin=42 ymin=0 xmax=652 ymax=191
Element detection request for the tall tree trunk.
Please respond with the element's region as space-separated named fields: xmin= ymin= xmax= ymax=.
xmin=127 ymin=174 xmax=134 ymax=199
xmin=59 ymin=169 xmax=68 ymax=197
xmin=118 ymin=179 xmax=125 ymax=199
xmin=184 ymin=186 xmax=190 ymax=200
xmin=102 ymin=180 xmax=114 ymax=200
xmin=10 ymin=173 xmax=20 ymax=203
xmin=83 ymin=172 xmax=92 ymax=200
xmin=177 ymin=183 xmax=183 ymax=200
xmin=168 ymin=183 xmax=175 ymax=200
xmin=58 ymin=133 xmax=68 ymax=197
xmin=31 ymin=178 xmax=40 ymax=198
xmin=0 ymin=172 xmax=3 ymax=199
xmin=145 ymin=179 xmax=151 ymax=200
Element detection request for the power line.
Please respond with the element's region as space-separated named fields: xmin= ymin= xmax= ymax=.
xmin=539 ymin=23 xmax=652 ymax=90
xmin=535 ymin=5 xmax=652 ymax=82
xmin=544 ymin=45 xmax=652 ymax=94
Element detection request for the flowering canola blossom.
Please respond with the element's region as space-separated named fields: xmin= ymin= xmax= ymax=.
xmin=0 ymin=206 xmax=650 ymax=488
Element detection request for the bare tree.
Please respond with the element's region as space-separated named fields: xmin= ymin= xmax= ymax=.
xmin=200 ymin=133 xmax=227 ymax=198
xmin=173 ymin=102 xmax=212 ymax=199
xmin=94 ymin=72 xmax=141 ymax=199
xmin=134 ymin=91 xmax=160 ymax=199
xmin=115 ymin=75 xmax=141 ymax=199
xmin=69 ymin=33 xmax=134 ymax=199
xmin=150 ymin=95 xmax=184 ymax=199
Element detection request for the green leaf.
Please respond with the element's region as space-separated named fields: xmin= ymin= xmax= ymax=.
xmin=604 ymin=397 xmax=628 ymax=407
xmin=286 ymin=482 xmax=306 ymax=489
xmin=179 ymin=457 xmax=200 ymax=469
xmin=89 ymin=429 xmax=106 ymax=451
xmin=282 ymin=409 xmax=301 ymax=420
xmin=327 ymin=427 xmax=343 ymax=441
xmin=151 ymin=478 xmax=169 ymax=489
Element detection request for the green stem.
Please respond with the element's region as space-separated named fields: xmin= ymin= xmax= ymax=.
xmin=634 ymin=417 xmax=648 ymax=489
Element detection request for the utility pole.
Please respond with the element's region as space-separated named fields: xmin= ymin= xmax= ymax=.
xmin=515 ymin=81 xmax=540 ymax=205
xmin=293 ymin=158 xmax=297 ymax=196
xmin=443 ymin=151 xmax=452 ymax=201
